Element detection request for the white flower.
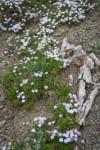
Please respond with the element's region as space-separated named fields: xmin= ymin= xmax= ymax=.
xmin=13 ymin=70 xmax=16 ymax=73
xmin=69 ymin=83 xmax=72 ymax=86
xmin=73 ymin=109 xmax=78 ymax=113
xmin=20 ymin=84 xmax=23 ymax=87
xmin=52 ymin=121 xmax=55 ymax=124
xmin=68 ymin=109 xmax=74 ymax=114
xmin=22 ymin=99 xmax=25 ymax=103
xmin=31 ymin=128 xmax=36 ymax=133
xmin=17 ymin=95 xmax=20 ymax=99
xmin=14 ymin=66 xmax=18 ymax=69
xmin=59 ymin=138 xmax=63 ymax=142
xmin=34 ymin=57 xmax=38 ymax=59
xmin=38 ymin=124 xmax=42 ymax=127
xmin=64 ymin=139 xmax=68 ymax=143
xmin=32 ymin=90 xmax=35 ymax=93
xmin=73 ymin=94 xmax=78 ymax=102
xmin=81 ymin=139 xmax=85 ymax=144
xmin=68 ymin=93 xmax=73 ymax=98
xmin=34 ymin=139 xmax=36 ymax=143
xmin=34 ymin=72 xmax=39 ymax=77
xmin=59 ymin=114 xmax=63 ymax=118
xmin=48 ymin=122 xmax=52 ymax=125
xmin=16 ymin=90 xmax=19 ymax=93
xmin=64 ymin=133 xmax=69 ymax=138
xmin=54 ymin=105 xmax=57 ymax=109
xmin=45 ymin=72 xmax=48 ymax=74
xmin=22 ymin=95 xmax=25 ymax=99
xmin=31 ymin=82 xmax=34 ymax=85
xmin=74 ymin=137 xmax=78 ymax=141
xmin=74 ymin=134 xmax=78 ymax=138
xmin=34 ymin=89 xmax=38 ymax=93
xmin=50 ymin=135 xmax=54 ymax=140
xmin=64 ymin=138 xmax=71 ymax=143
xmin=34 ymin=117 xmax=38 ymax=121
xmin=8 ymin=142 xmax=11 ymax=146
xmin=44 ymin=86 xmax=48 ymax=90
xmin=53 ymin=130 xmax=58 ymax=134
xmin=4 ymin=51 xmax=8 ymax=54
xmin=70 ymin=99 xmax=74 ymax=103
xmin=58 ymin=133 xmax=62 ymax=137
xmin=32 ymin=89 xmax=38 ymax=93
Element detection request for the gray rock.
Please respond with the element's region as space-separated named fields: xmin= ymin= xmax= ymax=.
xmin=96 ymin=111 xmax=100 ymax=119
xmin=93 ymin=104 xmax=99 ymax=111
xmin=0 ymin=120 xmax=6 ymax=127
xmin=0 ymin=105 xmax=3 ymax=109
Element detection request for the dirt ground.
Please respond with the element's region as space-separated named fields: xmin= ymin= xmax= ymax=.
xmin=0 ymin=8 xmax=100 ymax=149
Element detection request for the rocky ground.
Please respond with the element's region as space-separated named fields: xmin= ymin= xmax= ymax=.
xmin=0 ymin=8 xmax=100 ymax=150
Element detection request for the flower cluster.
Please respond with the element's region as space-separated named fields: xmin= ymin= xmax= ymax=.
xmin=33 ymin=71 xmax=43 ymax=77
xmin=17 ymin=91 xmax=26 ymax=103
xmin=20 ymin=79 xmax=28 ymax=87
xmin=53 ymin=93 xmax=79 ymax=114
xmin=50 ymin=129 xmax=81 ymax=143
xmin=40 ymin=0 xmax=95 ymax=28
xmin=0 ymin=0 xmax=95 ymax=32
xmin=6 ymin=27 xmax=71 ymax=69
xmin=67 ymin=93 xmax=79 ymax=114
xmin=36 ymin=116 xmax=47 ymax=127
xmin=0 ymin=0 xmax=44 ymax=32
